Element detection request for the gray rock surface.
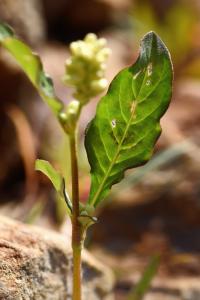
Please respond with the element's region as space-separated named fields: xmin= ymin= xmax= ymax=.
xmin=0 ymin=216 xmax=114 ymax=300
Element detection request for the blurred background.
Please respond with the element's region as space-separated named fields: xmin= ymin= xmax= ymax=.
xmin=0 ymin=0 xmax=200 ymax=299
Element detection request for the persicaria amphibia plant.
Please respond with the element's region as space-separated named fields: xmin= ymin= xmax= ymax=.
xmin=0 ymin=22 xmax=173 ymax=300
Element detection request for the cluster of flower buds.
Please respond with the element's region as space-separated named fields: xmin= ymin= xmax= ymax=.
xmin=63 ymin=33 xmax=111 ymax=104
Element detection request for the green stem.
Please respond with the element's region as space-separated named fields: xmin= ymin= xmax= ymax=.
xmin=69 ymin=132 xmax=82 ymax=300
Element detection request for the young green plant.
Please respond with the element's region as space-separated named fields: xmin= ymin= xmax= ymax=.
xmin=0 ymin=23 xmax=173 ymax=300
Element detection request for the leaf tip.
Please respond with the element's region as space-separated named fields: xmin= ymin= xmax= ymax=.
xmin=140 ymin=31 xmax=173 ymax=81
xmin=35 ymin=158 xmax=41 ymax=170
xmin=0 ymin=22 xmax=14 ymax=41
xmin=141 ymin=31 xmax=170 ymax=58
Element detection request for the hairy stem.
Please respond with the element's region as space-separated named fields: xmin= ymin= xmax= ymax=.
xmin=69 ymin=132 xmax=82 ymax=300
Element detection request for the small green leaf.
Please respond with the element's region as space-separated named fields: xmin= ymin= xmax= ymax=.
xmin=35 ymin=159 xmax=62 ymax=192
xmin=85 ymin=32 xmax=173 ymax=207
xmin=0 ymin=22 xmax=63 ymax=115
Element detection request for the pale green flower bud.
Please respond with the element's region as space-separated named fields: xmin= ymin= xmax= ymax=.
xmin=58 ymin=100 xmax=81 ymax=134
xmin=84 ymin=33 xmax=97 ymax=43
xmin=67 ymin=100 xmax=80 ymax=116
xmin=63 ymin=33 xmax=111 ymax=104
xmin=98 ymin=38 xmax=107 ymax=47
xmin=91 ymin=78 xmax=108 ymax=93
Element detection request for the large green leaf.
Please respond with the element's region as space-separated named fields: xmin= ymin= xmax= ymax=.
xmin=85 ymin=32 xmax=173 ymax=207
xmin=0 ymin=23 xmax=63 ymax=115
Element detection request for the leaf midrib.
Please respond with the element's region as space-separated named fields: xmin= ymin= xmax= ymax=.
xmin=90 ymin=97 xmax=138 ymax=206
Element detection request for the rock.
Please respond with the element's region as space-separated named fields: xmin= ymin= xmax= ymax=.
xmin=143 ymin=277 xmax=200 ymax=300
xmin=0 ymin=215 xmax=114 ymax=300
